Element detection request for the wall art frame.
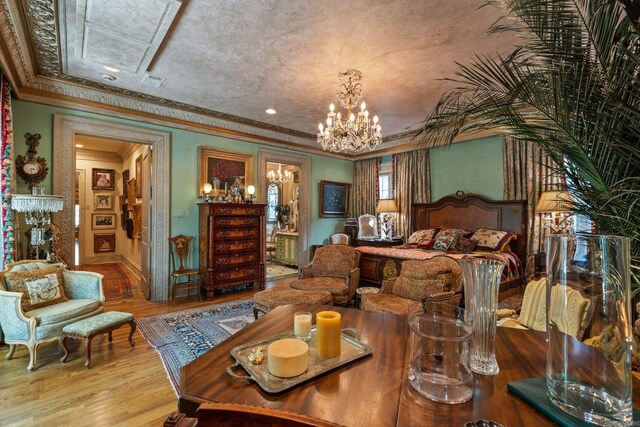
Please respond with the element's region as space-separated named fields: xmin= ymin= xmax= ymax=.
xmin=320 ymin=180 xmax=351 ymax=218
xmin=197 ymin=147 xmax=253 ymax=196
xmin=94 ymin=233 xmax=116 ymax=253
xmin=92 ymin=168 xmax=115 ymax=190
xmin=91 ymin=213 xmax=116 ymax=230
xmin=94 ymin=193 xmax=113 ymax=210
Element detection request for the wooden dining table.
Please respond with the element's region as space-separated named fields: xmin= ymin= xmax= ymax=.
xmin=179 ymin=304 xmax=640 ymax=426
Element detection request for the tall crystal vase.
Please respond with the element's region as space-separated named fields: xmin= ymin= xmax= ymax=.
xmin=546 ymin=235 xmax=632 ymax=426
xmin=461 ymin=258 xmax=505 ymax=376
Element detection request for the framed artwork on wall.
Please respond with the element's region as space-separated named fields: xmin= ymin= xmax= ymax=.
xmin=91 ymin=213 xmax=116 ymax=230
xmin=197 ymin=147 xmax=252 ymax=196
xmin=94 ymin=233 xmax=116 ymax=253
xmin=320 ymin=180 xmax=351 ymax=218
xmin=94 ymin=193 xmax=113 ymax=210
xmin=135 ymin=155 xmax=142 ymax=198
xmin=92 ymin=168 xmax=115 ymax=190
xmin=122 ymin=169 xmax=129 ymax=199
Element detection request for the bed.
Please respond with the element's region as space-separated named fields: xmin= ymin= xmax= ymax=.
xmin=356 ymin=192 xmax=527 ymax=298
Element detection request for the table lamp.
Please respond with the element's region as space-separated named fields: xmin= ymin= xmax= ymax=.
xmin=535 ymin=190 xmax=574 ymax=235
xmin=202 ymin=182 xmax=213 ymax=201
xmin=375 ymin=199 xmax=399 ymax=240
xmin=246 ymin=185 xmax=256 ymax=204
xmin=11 ymin=192 xmax=64 ymax=259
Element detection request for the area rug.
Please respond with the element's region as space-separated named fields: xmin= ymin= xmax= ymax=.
xmin=76 ymin=263 xmax=136 ymax=300
xmin=266 ymin=261 xmax=298 ymax=280
xmin=135 ymin=299 xmax=254 ymax=394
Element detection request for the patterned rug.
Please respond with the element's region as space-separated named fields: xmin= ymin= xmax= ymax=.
xmin=76 ymin=263 xmax=136 ymax=301
xmin=266 ymin=261 xmax=298 ymax=280
xmin=135 ymin=299 xmax=254 ymax=394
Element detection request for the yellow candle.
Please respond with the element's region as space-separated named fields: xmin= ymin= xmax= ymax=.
xmin=316 ymin=311 xmax=341 ymax=358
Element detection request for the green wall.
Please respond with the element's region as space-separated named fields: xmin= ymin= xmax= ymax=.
xmin=11 ymin=100 xmax=353 ymax=255
xmin=429 ymin=135 xmax=504 ymax=200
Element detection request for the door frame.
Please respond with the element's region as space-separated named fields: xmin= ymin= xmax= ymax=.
xmin=258 ymin=149 xmax=311 ymax=265
xmin=53 ymin=114 xmax=171 ymax=301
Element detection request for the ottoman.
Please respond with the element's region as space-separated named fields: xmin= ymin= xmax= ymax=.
xmin=59 ymin=311 xmax=136 ymax=368
xmin=252 ymin=286 xmax=333 ymax=319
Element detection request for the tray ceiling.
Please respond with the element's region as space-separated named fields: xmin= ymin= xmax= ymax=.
xmin=5 ymin=0 xmax=517 ymax=151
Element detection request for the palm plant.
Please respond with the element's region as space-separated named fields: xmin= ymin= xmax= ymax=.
xmin=416 ymin=0 xmax=640 ymax=290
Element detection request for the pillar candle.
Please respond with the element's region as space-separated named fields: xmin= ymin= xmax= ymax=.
xmin=316 ymin=311 xmax=341 ymax=358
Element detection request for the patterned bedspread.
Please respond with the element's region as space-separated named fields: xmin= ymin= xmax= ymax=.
xmin=355 ymin=245 xmax=523 ymax=281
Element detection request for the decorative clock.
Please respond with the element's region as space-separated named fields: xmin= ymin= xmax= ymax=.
xmin=16 ymin=133 xmax=48 ymax=189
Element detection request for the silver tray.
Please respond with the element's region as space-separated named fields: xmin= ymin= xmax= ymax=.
xmin=226 ymin=327 xmax=372 ymax=393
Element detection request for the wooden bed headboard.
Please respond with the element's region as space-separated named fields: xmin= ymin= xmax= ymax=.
xmin=412 ymin=193 xmax=527 ymax=264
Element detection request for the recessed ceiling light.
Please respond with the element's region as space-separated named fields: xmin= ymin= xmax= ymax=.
xmin=75 ymin=144 xmax=83 ymax=148
xmin=103 ymin=65 xmax=120 ymax=73
xmin=265 ymin=108 xmax=277 ymax=114
xmin=101 ymin=74 xmax=117 ymax=82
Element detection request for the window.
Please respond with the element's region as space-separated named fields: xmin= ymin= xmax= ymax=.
xmin=379 ymin=161 xmax=392 ymax=199
xmin=266 ymin=184 xmax=279 ymax=222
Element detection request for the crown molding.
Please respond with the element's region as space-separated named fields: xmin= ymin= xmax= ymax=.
xmin=75 ymin=148 xmax=122 ymax=163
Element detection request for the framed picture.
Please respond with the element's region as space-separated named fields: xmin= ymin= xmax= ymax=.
xmin=122 ymin=169 xmax=129 ymax=199
xmin=94 ymin=193 xmax=113 ymax=210
xmin=91 ymin=213 xmax=116 ymax=230
xmin=94 ymin=233 xmax=115 ymax=253
xmin=320 ymin=180 xmax=351 ymax=218
xmin=92 ymin=168 xmax=115 ymax=190
xmin=197 ymin=147 xmax=252 ymax=196
xmin=135 ymin=155 xmax=142 ymax=198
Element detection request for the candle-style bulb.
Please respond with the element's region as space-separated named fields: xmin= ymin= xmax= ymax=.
xmin=319 ymin=123 xmax=324 ymax=132
xmin=373 ymin=115 xmax=379 ymax=124
xmin=350 ymin=113 xmax=355 ymax=122
xmin=361 ymin=101 xmax=366 ymax=111
xmin=329 ymin=103 xmax=335 ymax=112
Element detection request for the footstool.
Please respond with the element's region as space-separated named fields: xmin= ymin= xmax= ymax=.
xmin=252 ymin=286 xmax=333 ymax=319
xmin=59 ymin=311 xmax=136 ymax=368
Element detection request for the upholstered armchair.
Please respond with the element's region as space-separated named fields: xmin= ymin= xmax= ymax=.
xmin=361 ymin=258 xmax=462 ymax=315
xmin=0 ymin=261 xmax=104 ymax=371
xmin=290 ymin=245 xmax=361 ymax=305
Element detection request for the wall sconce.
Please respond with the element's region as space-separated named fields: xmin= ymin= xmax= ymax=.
xmin=246 ymin=185 xmax=256 ymax=204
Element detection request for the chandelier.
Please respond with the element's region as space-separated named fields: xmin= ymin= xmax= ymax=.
xmin=317 ymin=69 xmax=382 ymax=153
xmin=11 ymin=192 xmax=64 ymax=259
xmin=268 ymin=164 xmax=292 ymax=184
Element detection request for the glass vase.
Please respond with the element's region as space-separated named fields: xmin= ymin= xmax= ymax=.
xmin=460 ymin=258 xmax=505 ymax=376
xmin=546 ymin=234 xmax=632 ymax=426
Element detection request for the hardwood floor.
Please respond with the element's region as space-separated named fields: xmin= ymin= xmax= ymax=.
xmin=0 ymin=278 xmax=291 ymax=427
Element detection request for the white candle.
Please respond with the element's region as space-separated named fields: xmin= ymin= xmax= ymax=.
xmin=294 ymin=312 xmax=312 ymax=341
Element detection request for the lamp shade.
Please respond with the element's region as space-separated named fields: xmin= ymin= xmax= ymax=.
xmin=375 ymin=199 xmax=399 ymax=214
xmin=247 ymin=185 xmax=256 ymax=195
xmin=535 ymin=190 xmax=574 ymax=213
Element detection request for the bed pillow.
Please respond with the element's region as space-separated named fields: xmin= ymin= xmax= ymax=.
xmin=471 ymin=228 xmax=518 ymax=252
xmin=435 ymin=228 xmax=470 ymax=251
xmin=407 ymin=228 xmax=440 ymax=245
xmin=455 ymin=237 xmax=478 ymax=253
xmin=432 ymin=235 xmax=454 ymax=251
xmin=6 ymin=266 xmax=67 ymax=312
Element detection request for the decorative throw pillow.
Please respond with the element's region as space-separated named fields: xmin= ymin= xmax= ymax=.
xmin=435 ymin=228 xmax=471 ymax=251
xmin=455 ymin=237 xmax=478 ymax=253
xmin=417 ymin=239 xmax=437 ymax=250
xmin=407 ymin=228 xmax=440 ymax=245
xmin=471 ymin=228 xmax=518 ymax=252
xmin=432 ymin=235 xmax=454 ymax=251
xmin=6 ymin=266 xmax=67 ymax=312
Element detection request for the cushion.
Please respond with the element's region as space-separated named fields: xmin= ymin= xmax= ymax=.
xmin=252 ymin=286 xmax=333 ymax=312
xmin=548 ymin=284 xmax=592 ymax=338
xmin=517 ymin=278 xmax=548 ymax=332
xmin=471 ymin=228 xmax=518 ymax=252
xmin=290 ymin=277 xmax=350 ymax=296
xmin=62 ymin=311 xmax=134 ymax=335
xmin=435 ymin=228 xmax=471 ymax=251
xmin=361 ymin=293 xmax=423 ymax=315
xmin=432 ymin=235 xmax=454 ymax=251
xmin=311 ymin=245 xmax=358 ymax=278
xmin=25 ymin=299 xmax=101 ymax=326
xmin=6 ymin=266 xmax=68 ymax=312
xmin=392 ymin=260 xmax=451 ymax=301
xmin=407 ymin=228 xmax=440 ymax=245
xmin=455 ymin=237 xmax=478 ymax=253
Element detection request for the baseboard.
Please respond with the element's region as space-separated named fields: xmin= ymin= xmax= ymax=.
xmin=82 ymin=255 xmax=121 ymax=264
xmin=118 ymin=255 xmax=142 ymax=280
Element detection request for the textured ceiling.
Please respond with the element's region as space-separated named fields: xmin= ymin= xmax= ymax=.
xmin=56 ymin=0 xmax=516 ymax=139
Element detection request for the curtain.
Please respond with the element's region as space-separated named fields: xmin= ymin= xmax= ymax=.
xmin=352 ymin=158 xmax=378 ymax=218
xmin=0 ymin=72 xmax=16 ymax=268
xmin=392 ymin=149 xmax=430 ymax=240
xmin=503 ymin=136 xmax=563 ymax=275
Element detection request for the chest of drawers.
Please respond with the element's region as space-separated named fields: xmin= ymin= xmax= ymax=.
xmin=198 ymin=203 xmax=266 ymax=298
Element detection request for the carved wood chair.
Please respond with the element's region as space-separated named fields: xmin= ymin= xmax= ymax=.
xmin=266 ymin=227 xmax=278 ymax=262
xmin=329 ymin=233 xmax=351 ymax=245
xmin=169 ymin=235 xmax=201 ymax=301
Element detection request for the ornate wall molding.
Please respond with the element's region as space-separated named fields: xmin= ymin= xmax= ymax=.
xmin=258 ymin=149 xmax=312 ymax=265
xmin=53 ymin=114 xmax=171 ymax=301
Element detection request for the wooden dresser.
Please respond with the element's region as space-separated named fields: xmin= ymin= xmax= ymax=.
xmin=198 ymin=203 xmax=266 ymax=298
xmin=275 ymin=231 xmax=298 ymax=267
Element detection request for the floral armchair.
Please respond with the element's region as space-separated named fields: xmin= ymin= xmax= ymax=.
xmin=290 ymin=245 xmax=361 ymax=305
xmin=0 ymin=261 xmax=104 ymax=371
xmin=361 ymin=258 xmax=462 ymax=315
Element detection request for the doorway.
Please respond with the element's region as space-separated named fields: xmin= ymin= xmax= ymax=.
xmin=258 ymin=150 xmax=311 ymax=268
xmin=53 ymin=114 xmax=171 ymax=301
